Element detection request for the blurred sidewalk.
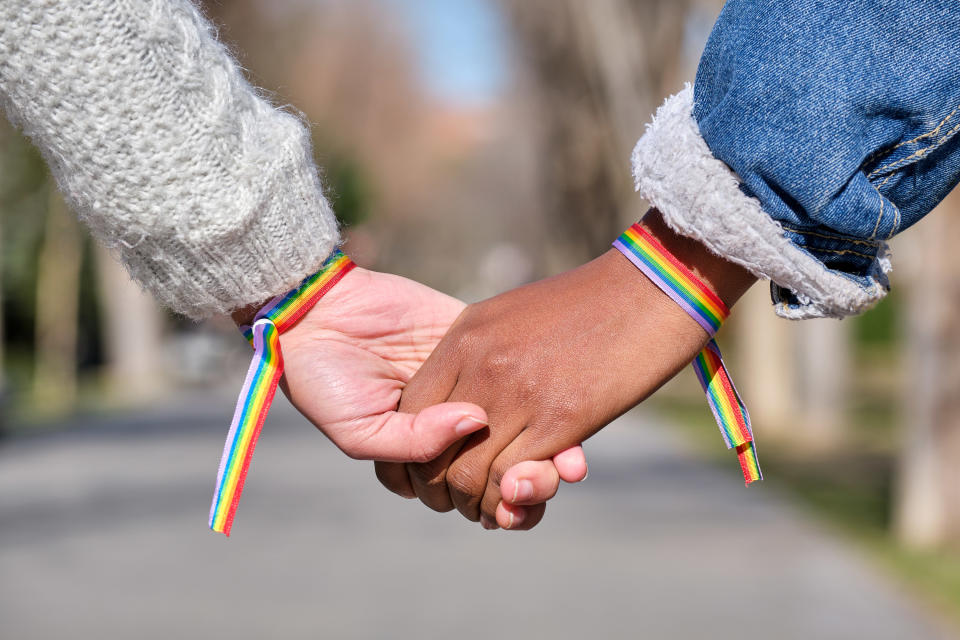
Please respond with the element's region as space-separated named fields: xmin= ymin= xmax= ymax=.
xmin=0 ymin=400 xmax=955 ymax=640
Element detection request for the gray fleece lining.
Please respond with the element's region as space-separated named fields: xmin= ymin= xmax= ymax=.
xmin=631 ymin=85 xmax=891 ymax=320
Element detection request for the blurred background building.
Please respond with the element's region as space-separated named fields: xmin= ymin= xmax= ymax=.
xmin=4 ymin=1 xmax=960 ymax=637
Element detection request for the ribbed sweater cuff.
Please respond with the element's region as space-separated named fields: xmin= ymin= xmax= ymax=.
xmin=119 ymin=135 xmax=341 ymax=321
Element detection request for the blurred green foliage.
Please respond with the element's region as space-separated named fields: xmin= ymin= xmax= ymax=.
xmin=852 ymin=288 xmax=901 ymax=350
xmin=0 ymin=130 xmax=46 ymax=345
xmin=313 ymin=135 xmax=372 ymax=228
xmin=0 ymin=126 xmax=104 ymax=398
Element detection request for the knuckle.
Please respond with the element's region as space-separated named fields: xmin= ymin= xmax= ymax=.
xmin=421 ymin=498 xmax=455 ymax=514
xmin=406 ymin=464 xmax=456 ymax=513
xmin=406 ymin=460 xmax=447 ymax=486
xmin=516 ymin=381 xmax=538 ymax=403
xmin=446 ymin=462 xmax=486 ymax=503
xmin=551 ymin=402 xmax=579 ymax=426
xmin=544 ymin=394 xmax=581 ymax=427
xmin=408 ymin=441 xmax=442 ymax=464
xmin=515 ymin=369 xmax=543 ymax=398
xmin=375 ymin=468 xmax=414 ymax=499
xmin=475 ymin=348 xmax=517 ymax=383
xmin=488 ymin=459 xmax=511 ymax=489
xmin=373 ymin=463 xmax=396 ymax=488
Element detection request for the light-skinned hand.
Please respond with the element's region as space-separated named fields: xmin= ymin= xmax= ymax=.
xmin=236 ymin=266 xmax=588 ymax=523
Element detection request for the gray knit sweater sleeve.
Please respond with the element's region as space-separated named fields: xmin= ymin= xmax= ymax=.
xmin=0 ymin=1 xmax=340 ymax=319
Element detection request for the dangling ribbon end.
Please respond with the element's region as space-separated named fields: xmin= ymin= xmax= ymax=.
xmin=209 ymin=510 xmax=230 ymax=536
xmin=209 ymin=517 xmax=230 ymax=536
xmin=736 ymin=441 xmax=763 ymax=486
xmin=613 ymin=222 xmax=764 ymax=489
xmin=208 ymin=320 xmax=283 ymax=539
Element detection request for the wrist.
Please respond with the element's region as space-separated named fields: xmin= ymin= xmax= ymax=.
xmin=231 ymin=303 xmax=261 ymax=328
xmin=638 ymin=208 xmax=757 ymax=309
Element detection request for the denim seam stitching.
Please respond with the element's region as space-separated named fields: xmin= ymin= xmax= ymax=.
xmin=779 ymin=225 xmax=881 ymax=248
xmin=887 ymin=104 xmax=960 ymax=155
xmin=773 ymin=243 xmax=881 ymax=285
xmin=865 ymin=103 xmax=960 ymax=171
xmin=804 ymin=246 xmax=878 ymax=261
xmin=870 ymin=118 xmax=960 ymax=177
xmin=887 ymin=199 xmax=901 ymax=240
xmin=869 ymin=197 xmax=885 ymax=240
xmin=876 ymin=175 xmax=901 ymax=239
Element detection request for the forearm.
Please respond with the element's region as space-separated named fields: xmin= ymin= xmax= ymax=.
xmin=574 ymin=207 xmax=757 ymax=413
xmin=0 ymin=1 xmax=339 ymax=319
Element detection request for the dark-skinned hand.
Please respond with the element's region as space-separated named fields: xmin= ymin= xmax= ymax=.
xmin=375 ymin=210 xmax=756 ymax=529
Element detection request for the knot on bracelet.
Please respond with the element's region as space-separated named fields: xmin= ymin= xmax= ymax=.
xmin=209 ymin=249 xmax=355 ymax=536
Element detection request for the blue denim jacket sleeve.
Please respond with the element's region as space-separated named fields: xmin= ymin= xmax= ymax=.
xmin=631 ymin=0 xmax=960 ymax=319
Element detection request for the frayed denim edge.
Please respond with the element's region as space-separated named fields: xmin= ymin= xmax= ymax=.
xmin=631 ymin=84 xmax=891 ymax=320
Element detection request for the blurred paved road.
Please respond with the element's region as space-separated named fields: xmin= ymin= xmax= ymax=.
xmin=0 ymin=400 xmax=955 ymax=640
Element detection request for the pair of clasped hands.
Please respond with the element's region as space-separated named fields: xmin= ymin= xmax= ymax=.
xmin=262 ymin=211 xmax=756 ymax=530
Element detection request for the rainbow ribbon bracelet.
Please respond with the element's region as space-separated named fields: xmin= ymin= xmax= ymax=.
xmin=613 ymin=223 xmax=762 ymax=485
xmin=209 ymin=249 xmax=356 ymax=536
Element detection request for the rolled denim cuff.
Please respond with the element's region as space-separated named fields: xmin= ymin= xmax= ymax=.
xmin=631 ymin=85 xmax=890 ymax=320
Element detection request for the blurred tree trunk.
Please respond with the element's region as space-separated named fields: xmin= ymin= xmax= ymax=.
xmin=0 ymin=121 xmax=7 ymax=436
xmin=735 ymin=284 xmax=796 ymax=436
xmin=32 ymin=186 xmax=81 ymax=413
xmin=894 ymin=191 xmax=960 ymax=548
xmin=795 ymin=318 xmax=849 ymax=446
xmin=501 ymin=0 xmax=692 ymax=268
xmin=736 ymin=272 xmax=850 ymax=449
xmin=94 ymin=246 xmax=166 ymax=403
xmin=0 ymin=121 xmax=7 ymax=394
xmin=0 ymin=207 xmax=4 ymax=393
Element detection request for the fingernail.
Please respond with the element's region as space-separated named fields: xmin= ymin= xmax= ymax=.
xmin=513 ymin=479 xmax=534 ymax=502
xmin=582 ymin=470 xmax=588 ymax=481
xmin=455 ymin=414 xmax=488 ymax=436
xmin=504 ymin=508 xmax=524 ymax=530
xmin=480 ymin=514 xmax=498 ymax=530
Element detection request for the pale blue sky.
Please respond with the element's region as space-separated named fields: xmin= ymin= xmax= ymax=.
xmin=385 ymin=0 xmax=508 ymax=105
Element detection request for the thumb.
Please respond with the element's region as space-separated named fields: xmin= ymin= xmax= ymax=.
xmin=553 ymin=445 xmax=588 ymax=483
xmin=345 ymin=402 xmax=488 ymax=463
